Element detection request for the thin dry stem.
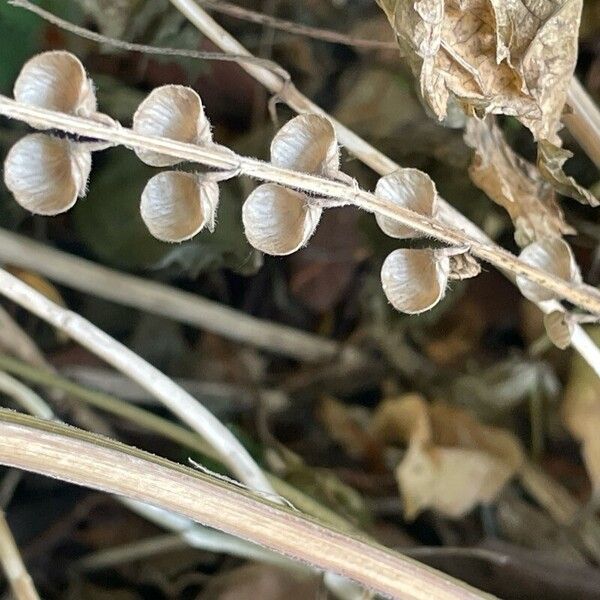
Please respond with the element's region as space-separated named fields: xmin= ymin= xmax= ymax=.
xmin=0 ymin=353 xmax=356 ymax=532
xmin=0 ymin=267 xmax=273 ymax=496
xmin=1 ymin=96 xmax=599 ymax=315
xmin=520 ymin=462 xmax=600 ymax=563
xmin=0 ymin=305 xmax=48 ymax=368
xmin=9 ymin=0 xmax=289 ymax=84
xmin=196 ymin=0 xmax=396 ymax=50
xmin=0 ymin=409 xmax=495 ymax=600
xmin=0 ymin=511 xmax=40 ymax=600
xmin=0 ymin=229 xmax=346 ymax=363
xmin=0 ymin=370 xmax=54 ymax=420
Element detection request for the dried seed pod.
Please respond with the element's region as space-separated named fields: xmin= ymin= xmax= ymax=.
xmin=516 ymin=237 xmax=582 ymax=303
xmin=270 ymin=114 xmax=339 ymax=176
xmin=543 ymin=310 xmax=574 ymax=350
xmin=132 ymin=85 xmax=212 ymax=167
xmin=375 ymin=169 xmax=438 ymax=239
xmin=448 ymin=252 xmax=481 ymax=280
xmin=4 ymin=133 xmax=91 ymax=216
xmin=381 ymin=248 xmax=450 ymax=314
xmin=242 ymin=183 xmax=322 ymax=255
xmin=140 ymin=171 xmax=219 ymax=243
xmin=14 ymin=51 xmax=96 ymax=117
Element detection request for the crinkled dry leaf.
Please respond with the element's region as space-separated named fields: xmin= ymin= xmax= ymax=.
xmin=464 ymin=117 xmax=574 ymax=246
xmin=537 ymin=140 xmax=599 ymax=206
xmin=377 ymin=0 xmax=583 ymax=144
xmin=562 ymin=327 xmax=600 ymax=489
xmin=371 ymin=395 xmax=524 ymax=519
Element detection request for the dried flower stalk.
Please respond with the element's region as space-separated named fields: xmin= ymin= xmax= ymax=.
xmin=0 ymin=409 xmax=494 ymax=600
xmin=165 ymin=0 xmax=600 ymax=374
xmin=1 ymin=95 xmax=598 ymax=315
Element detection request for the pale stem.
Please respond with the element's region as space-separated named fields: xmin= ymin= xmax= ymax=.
xmin=520 ymin=462 xmax=600 ymax=563
xmin=0 ymin=511 xmax=40 ymax=600
xmin=0 ymin=410 xmax=495 ymax=600
xmin=168 ymin=0 xmax=600 ymax=375
xmin=566 ymin=78 xmax=600 ymax=170
xmin=0 ymin=267 xmax=274 ymax=496
xmin=0 ymin=305 xmax=48 ymax=368
xmin=0 ymin=370 xmax=54 ymax=420
xmin=0 ymin=355 xmax=350 ymax=583
xmin=1 ymin=97 xmax=599 ymax=316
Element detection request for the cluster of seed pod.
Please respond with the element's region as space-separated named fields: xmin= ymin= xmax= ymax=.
xmin=240 ymin=123 xmax=482 ymax=314
xmin=4 ymin=51 xmax=101 ymax=215
xmin=373 ymin=170 xmax=481 ymax=313
xmin=0 ymin=50 xmax=513 ymax=318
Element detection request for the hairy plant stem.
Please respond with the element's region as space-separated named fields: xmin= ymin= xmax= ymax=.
xmin=1 ymin=96 xmax=599 ymax=315
xmin=167 ymin=0 xmax=600 ymax=375
xmin=0 ymin=409 xmax=494 ymax=600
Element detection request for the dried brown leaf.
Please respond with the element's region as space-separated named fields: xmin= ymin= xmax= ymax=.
xmin=371 ymin=395 xmax=524 ymax=519
xmin=377 ymin=0 xmax=583 ymax=144
xmin=464 ymin=117 xmax=574 ymax=246
xmin=537 ymin=140 xmax=599 ymax=206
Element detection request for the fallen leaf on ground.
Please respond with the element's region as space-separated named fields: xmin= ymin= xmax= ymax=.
xmin=199 ymin=565 xmax=321 ymax=600
xmin=370 ymin=394 xmax=524 ymax=519
xmin=318 ymin=396 xmax=386 ymax=469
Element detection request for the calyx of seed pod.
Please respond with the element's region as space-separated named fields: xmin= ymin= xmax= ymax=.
xmin=242 ymin=114 xmax=339 ymax=255
xmin=516 ymin=237 xmax=582 ymax=303
xmin=140 ymin=171 xmax=219 ymax=243
xmin=3 ymin=133 xmax=91 ymax=216
xmin=132 ymin=85 xmax=213 ymax=167
xmin=14 ymin=51 xmax=97 ymax=119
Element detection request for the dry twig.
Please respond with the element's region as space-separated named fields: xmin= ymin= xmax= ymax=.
xmin=0 ymin=267 xmax=273 ymax=495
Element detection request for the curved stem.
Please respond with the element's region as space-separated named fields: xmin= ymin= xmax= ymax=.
xmin=0 ymin=267 xmax=273 ymax=496
xmin=0 ymin=409 xmax=494 ymax=600
xmin=1 ymin=97 xmax=599 ymax=314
